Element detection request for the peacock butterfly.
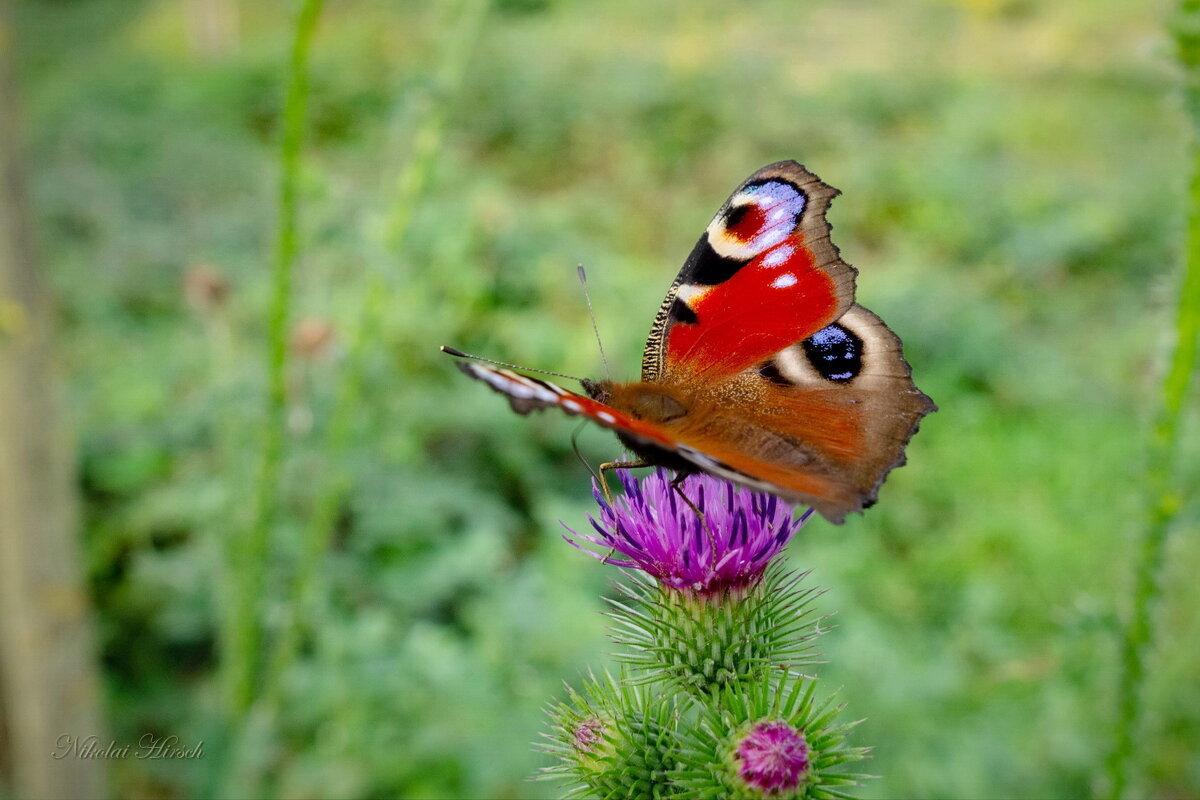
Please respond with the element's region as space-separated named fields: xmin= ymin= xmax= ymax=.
xmin=444 ymin=161 xmax=935 ymax=523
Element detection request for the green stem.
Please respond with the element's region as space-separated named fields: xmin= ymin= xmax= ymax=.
xmin=260 ymin=0 xmax=491 ymax=707
xmin=1105 ymin=4 xmax=1200 ymax=796
xmin=224 ymin=0 xmax=325 ymax=718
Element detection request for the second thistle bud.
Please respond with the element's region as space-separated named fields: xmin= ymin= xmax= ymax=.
xmin=673 ymin=674 xmax=870 ymax=799
xmin=735 ymin=721 xmax=811 ymax=795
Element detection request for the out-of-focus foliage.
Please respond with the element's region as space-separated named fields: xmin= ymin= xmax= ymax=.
xmin=12 ymin=0 xmax=1199 ymax=797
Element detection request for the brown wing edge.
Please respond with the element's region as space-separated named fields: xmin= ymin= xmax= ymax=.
xmin=754 ymin=160 xmax=857 ymax=324
xmin=831 ymin=385 xmax=937 ymax=524
xmin=856 ymin=308 xmax=936 ymax=515
xmin=671 ymin=392 xmax=935 ymax=525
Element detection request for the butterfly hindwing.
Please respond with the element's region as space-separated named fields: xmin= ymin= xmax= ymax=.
xmin=602 ymin=305 xmax=935 ymax=523
xmin=642 ymin=161 xmax=857 ymax=381
xmin=717 ymin=304 xmax=936 ymax=521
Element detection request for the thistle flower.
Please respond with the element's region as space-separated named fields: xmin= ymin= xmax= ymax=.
xmin=563 ymin=468 xmax=813 ymax=595
xmin=541 ymin=469 xmax=871 ymax=798
xmin=563 ymin=468 xmax=824 ymax=696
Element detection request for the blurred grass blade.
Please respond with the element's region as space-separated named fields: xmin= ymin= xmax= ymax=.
xmin=223 ymin=0 xmax=325 ymax=719
xmin=1105 ymin=3 xmax=1200 ymax=797
xmin=383 ymin=0 xmax=492 ymax=253
xmin=261 ymin=0 xmax=492 ymax=705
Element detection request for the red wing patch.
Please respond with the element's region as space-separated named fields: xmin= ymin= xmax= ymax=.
xmin=664 ymin=234 xmax=837 ymax=376
xmin=456 ymin=363 xmax=676 ymax=448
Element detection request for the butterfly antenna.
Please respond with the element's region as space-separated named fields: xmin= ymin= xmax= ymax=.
xmin=439 ymin=345 xmax=584 ymax=383
xmin=577 ymin=265 xmax=612 ymax=382
xmin=570 ymin=422 xmax=603 ymax=485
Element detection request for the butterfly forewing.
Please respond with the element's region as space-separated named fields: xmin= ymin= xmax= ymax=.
xmin=642 ymin=161 xmax=857 ymax=381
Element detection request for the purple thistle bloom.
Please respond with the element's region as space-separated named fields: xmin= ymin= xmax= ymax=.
xmin=736 ymin=721 xmax=811 ymax=795
xmin=562 ymin=468 xmax=812 ymax=595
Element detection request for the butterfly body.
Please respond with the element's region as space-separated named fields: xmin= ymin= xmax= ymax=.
xmin=452 ymin=162 xmax=935 ymax=523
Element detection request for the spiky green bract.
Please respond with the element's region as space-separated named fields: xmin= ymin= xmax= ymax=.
xmin=605 ymin=561 xmax=825 ymax=698
xmin=672 ymin=672 xmax=870 ymax=800
xmin=538 ymin=669 xmax=688 ymax=800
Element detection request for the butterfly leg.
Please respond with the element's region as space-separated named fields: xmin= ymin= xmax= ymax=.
xmin=668 ymin=471 xmax=701 ymax=515
xmin=669 ymin=472 xmax=718 ymax=561
xmin=597 ymin=459 xmax=652 ymax=506
xmin=596 ymin=459 xmax=652 ymax=564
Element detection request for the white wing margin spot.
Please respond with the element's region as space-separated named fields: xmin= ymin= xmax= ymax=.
xmin=458 ymin=363 xmax=574 ymax=415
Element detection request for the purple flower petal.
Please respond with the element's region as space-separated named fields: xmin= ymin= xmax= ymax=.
xmin=561 ymin=468 xmax=810 ymax=595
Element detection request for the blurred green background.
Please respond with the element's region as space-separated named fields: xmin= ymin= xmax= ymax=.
xmin=7 ymin=0 xmax=1200 ymax=797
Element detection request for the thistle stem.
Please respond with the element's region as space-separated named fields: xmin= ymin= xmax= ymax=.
xmin=223 ymin=0 xmax=325 ymax=718
xmin=260 ymin=0 xmax=491 ymax=708
xmin=1105 ymin=3 xmax=1200 ymax=795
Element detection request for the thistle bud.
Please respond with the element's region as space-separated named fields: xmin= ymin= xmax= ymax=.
xmin=673 ymin=674 xmax=870 ymax=799
xmin=538 ymin=671 xmax=682 ymax=798
xmin=736 ymin=721 xmax=811 ymax=795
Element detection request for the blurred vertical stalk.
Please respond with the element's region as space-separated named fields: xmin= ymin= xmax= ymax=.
xmin=1105 ymin=3 xmax=1200 ymax=797
xmin=262 ymin=0 xmax=491 ymax=703
xmin=223 ymin=0 xmax=325 ymax=719
xmin=0 ymin=4 xmax=106 ymax=798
